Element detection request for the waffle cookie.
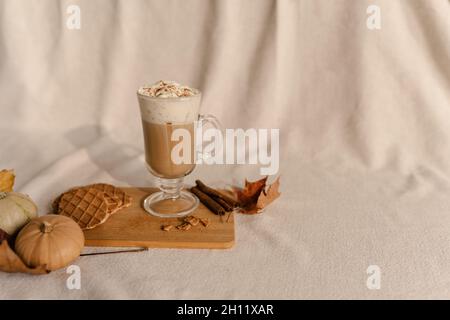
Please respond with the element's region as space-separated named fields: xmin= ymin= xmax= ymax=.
xmin=58 ymin=188 xmax=111 ymax=230
xmin=54 ymin=184 xmax=132 ymax=230
xmin=53 ymin=184 xmax=132 ymax=215
xmin=87 ymin=183 xmax=132 ymax=214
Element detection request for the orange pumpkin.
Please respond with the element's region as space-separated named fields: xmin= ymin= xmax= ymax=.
xmin=15 ymin=215 xmax=84 ymax=271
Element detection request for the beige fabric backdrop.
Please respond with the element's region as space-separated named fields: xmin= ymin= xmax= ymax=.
xmin=0 ymin=0 xmax=449 ymax=299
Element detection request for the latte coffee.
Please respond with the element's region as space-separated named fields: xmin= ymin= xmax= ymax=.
xmin=137 ymin=81 xmax=201 ymax=179
xmin=142 ymin=121 xmax=195 ymax=178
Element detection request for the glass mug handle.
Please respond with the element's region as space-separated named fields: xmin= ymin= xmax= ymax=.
xmin=196 ymin=114 xmax=222 ymax=162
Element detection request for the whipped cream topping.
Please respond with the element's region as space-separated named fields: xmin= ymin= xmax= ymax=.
xmin=137 ymin=81 xmax=201 ymax=123
xmin=138 ymin=80 xmax=199 ymax=98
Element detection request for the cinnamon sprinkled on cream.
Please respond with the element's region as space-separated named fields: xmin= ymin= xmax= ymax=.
xmin=138 ymin=80 xmax=199 ymax=98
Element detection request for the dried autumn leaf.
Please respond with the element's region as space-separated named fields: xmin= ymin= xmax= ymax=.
xmin=0 ymin=240 xmax=49 ymax=275
xmin=0 ymin=169 xmax=15 ymax=192
xmin=235 ymin=176 xmax=268 ymax=208
xmin=234 ymin=177 xmax=280 ymax=214
xmin=256 ymin=177 xmax=281 ymax=210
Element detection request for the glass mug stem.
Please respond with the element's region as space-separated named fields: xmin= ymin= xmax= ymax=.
xmin=158 ymin=178 xmax=183 ymax=199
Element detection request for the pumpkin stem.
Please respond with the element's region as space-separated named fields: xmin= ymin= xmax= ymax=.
xmin=40 ymin=221 xmax=54 ymax=233
xmin=0 ymin=192 xmax=7 ymax=200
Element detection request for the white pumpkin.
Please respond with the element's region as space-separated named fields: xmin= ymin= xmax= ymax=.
xmin=0 ymin=192 xmax=38 ymax=235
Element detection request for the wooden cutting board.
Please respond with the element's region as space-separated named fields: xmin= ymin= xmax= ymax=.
xmin=83 ymin=187 xmax=235 ymax=249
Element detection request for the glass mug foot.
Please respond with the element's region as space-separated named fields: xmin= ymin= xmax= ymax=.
xmin=142 ymin=178 xmax=199 ymax=218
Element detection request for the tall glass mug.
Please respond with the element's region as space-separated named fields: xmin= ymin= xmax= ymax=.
xmin=137 ymin=89 xmax=220 ymax=218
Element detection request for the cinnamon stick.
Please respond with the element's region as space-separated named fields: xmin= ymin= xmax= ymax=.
xmin=213 ymin=196 xmax=234 ymax=212
xmin=191 ymin=186 xmax=226 ymax=216
xmin=195 ymin=180 xmax=239 ymax=208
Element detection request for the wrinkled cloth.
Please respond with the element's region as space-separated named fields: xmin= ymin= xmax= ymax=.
xmin=0 ymin=0 xmax=449 ymax=299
